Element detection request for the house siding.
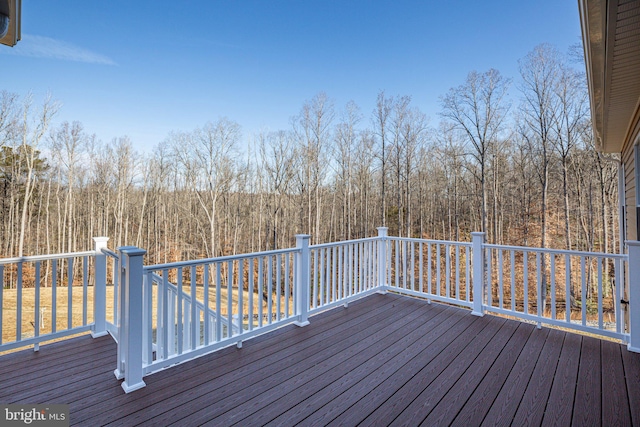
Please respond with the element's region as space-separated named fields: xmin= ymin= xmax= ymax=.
xmin=621 ymin=114 xmax=640 ymax=242
xmin=622 ymin=144 xmax=636 ymax=241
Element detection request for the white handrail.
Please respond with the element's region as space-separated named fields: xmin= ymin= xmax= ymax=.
xmin=0 ymin=250 xmax=97 ymax=265
xmin=484 ymin=243 xmax=628 ymax=259
xmin=143 ymin=247 xmax=300 ymax=271
xmin=387 ymin=236 xmax=473 ymax=247
xmin=309 ymin=236 xmax=379 ymax=250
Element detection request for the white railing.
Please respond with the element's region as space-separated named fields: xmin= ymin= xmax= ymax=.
xmin=157 ymin=273 xmax=238 ymax=354
xmin=308 ymin=236 xmax=382 ymax=315
xmin=0 ymin=237 xmax=110 ymax=352
xmin=377 ymin=232 xmax=631 ymax=343
xmin=112 ymin=236 xmax=313 ymax=392
xmin=139 ymin=245 xmax=300 ymax=375
xmin=3 ymin=229 xmax=639 ymax=394
xmin=483 ymin=243 xmax=627 ymax=340
xmin=107 ymin=227 xmax=640 ymax=392
xmin=384 ymin=236 xmax=473 ymax=309
xmin=113 ymin=233 xmax=394 ymax=392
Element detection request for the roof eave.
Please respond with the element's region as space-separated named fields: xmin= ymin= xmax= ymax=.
xmin=579 ymin=0 xmax=620 ymax=152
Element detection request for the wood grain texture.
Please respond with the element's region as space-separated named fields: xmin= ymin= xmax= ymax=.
xmin=572 ymin=336 xmax=601 ymax=426
xmin=510 ymin=328 xmax=564 ymax=427
xmin=479 ymin=327 xmax=550 ymax=427
xmin=601 ymin=340 xmax=631 ymax=426
xmin=622 ymin=346 xmax=640 ymax=426
xmin=0 ymin=293 xmax=637 ymax=427
xmin=451 ymin=321 xmax=534 ymax=426
xmin=541 ymin=332 xmax=581 ymax=426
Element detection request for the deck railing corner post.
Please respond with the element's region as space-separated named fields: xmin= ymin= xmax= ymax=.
xmin=117 ymin=245 xmax=147 ymax=392
xmin=627 ymin=240 xmax=640 ymax=352
xmin=471 ymin=232 xmax=485 ymax=317
xmin=92 ymin=237 xmax=109 ymax=338
xmin=377 ymin=227 xmax=389 ymax=293
xmin=294 ymin=234 xmax=311 ymax=327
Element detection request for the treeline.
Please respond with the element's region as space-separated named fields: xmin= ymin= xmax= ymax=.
xmin=0 ymin=44 xmax=620 ymax=263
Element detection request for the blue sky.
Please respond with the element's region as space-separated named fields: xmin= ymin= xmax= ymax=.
xmin=2 ymin=1 xmax=582 ymax=152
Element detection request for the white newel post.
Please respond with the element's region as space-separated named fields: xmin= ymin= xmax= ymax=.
xmin=627 ymin=241 xmax=640 ymax=352
xmin=114 ymin=246 xmax=147 ymax=393
xmin=295 ymin=235 xmax=311 ymax=327
xmin=471 ymin=232 xmax=485 ymax=317
xmin=377 ymin=227 xmax=388 ymax=293
xmin=92 ymin=237 xmax=109 ymax=338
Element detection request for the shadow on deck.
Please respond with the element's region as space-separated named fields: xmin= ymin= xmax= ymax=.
xmin=1 ymin=293 xmax=639 ymax=426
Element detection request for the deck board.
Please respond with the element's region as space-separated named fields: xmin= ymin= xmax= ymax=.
xmin=541 ymin=332 xmax=582 ymax=426
xmin=480 ymin=326 xmax=550 ymax=426
xmin=601 ymin=339 xmax=631 ymax=426
xmin=153 ymin=296 xmax=427 ymax=427
xmin=449 ymin=322 xmax=533 ymax=426
xmin=1 ymin=293 xmax=639 ymax=427
xmin=421 ymin=319 xmax=520 ymax=426
xmin=79 ymin=294 xmax=404 ymax=426
xmin=212 ymin=299 xmax=444 ymax=426
xmin=0 ymin=335 xmax=111 ymax=375
xmin=389 ymin=315 xmax=508 ymax=427
xmin=300 ymin=306 xmax=472 ymax=427
xmin=1 ymin=343 xmax=114 ymax=395
xmin=336 ymin=305 xmax=480 ymax=427
xmin=573 ymin=336 xmax=602 ymax=426
xmin=244 ymin=304 xmax=459 ymax=426
xmin=511 ymin=328 xmax=564 ymax=426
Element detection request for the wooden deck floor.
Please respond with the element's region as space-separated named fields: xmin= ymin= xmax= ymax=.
xmin=1 ymin=293 xmax=639 ymax=426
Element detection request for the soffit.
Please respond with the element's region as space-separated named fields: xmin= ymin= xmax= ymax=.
xmin=581 ymin=0 xmax=640 ymax=153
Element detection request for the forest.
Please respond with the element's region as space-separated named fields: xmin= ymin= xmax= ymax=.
xmin=0 ymin=44 xmax=620 ymax=263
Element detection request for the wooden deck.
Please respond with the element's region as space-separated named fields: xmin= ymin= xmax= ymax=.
xmin=1 ymin=293 xmax=639 ymax=426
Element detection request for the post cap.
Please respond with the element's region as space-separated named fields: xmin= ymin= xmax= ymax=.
xmin=118 ymin=246 xmax=147 ymax=256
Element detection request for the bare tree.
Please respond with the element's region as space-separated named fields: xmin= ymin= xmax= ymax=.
xmin=553 ymin=59 xmax=588 ymax=250
xmin=110 ymin=137 xmax=139 ymax=248
xmin=17 ymin=93 xmax=59 ymax=256
xmin=259 ymin=130 xmax=296 ymax=249
xmin=434 ymin=122 xmax=467 ymax=241
xmin=400 ymin=106 xmax=427 ymax=237
xmin=174 ymin=119 xmax=240 ymax=257
xmin=293 ymin=92 xmax=334 ymax=238
xmin=389 ymin=96 xmax=410 ymax=235
xmin=0 ymin=91 xmax=19 ymax=254
xmin=518 ymin=44 xmax=564 ymax=311
xmin=440 ymin=69 xmax=511 ymax=239
xmin=518 ymin=44 xmax=562 ymax=249
xmin=332 ymin=101 xmax=361 ymax=240
xmin=49 ymin=121 xmax=88 ymax=252
xmin=352 ymin=130 xmax=376 ymax=238
xmin=373 ymin=91 xmax=393 ymax=227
